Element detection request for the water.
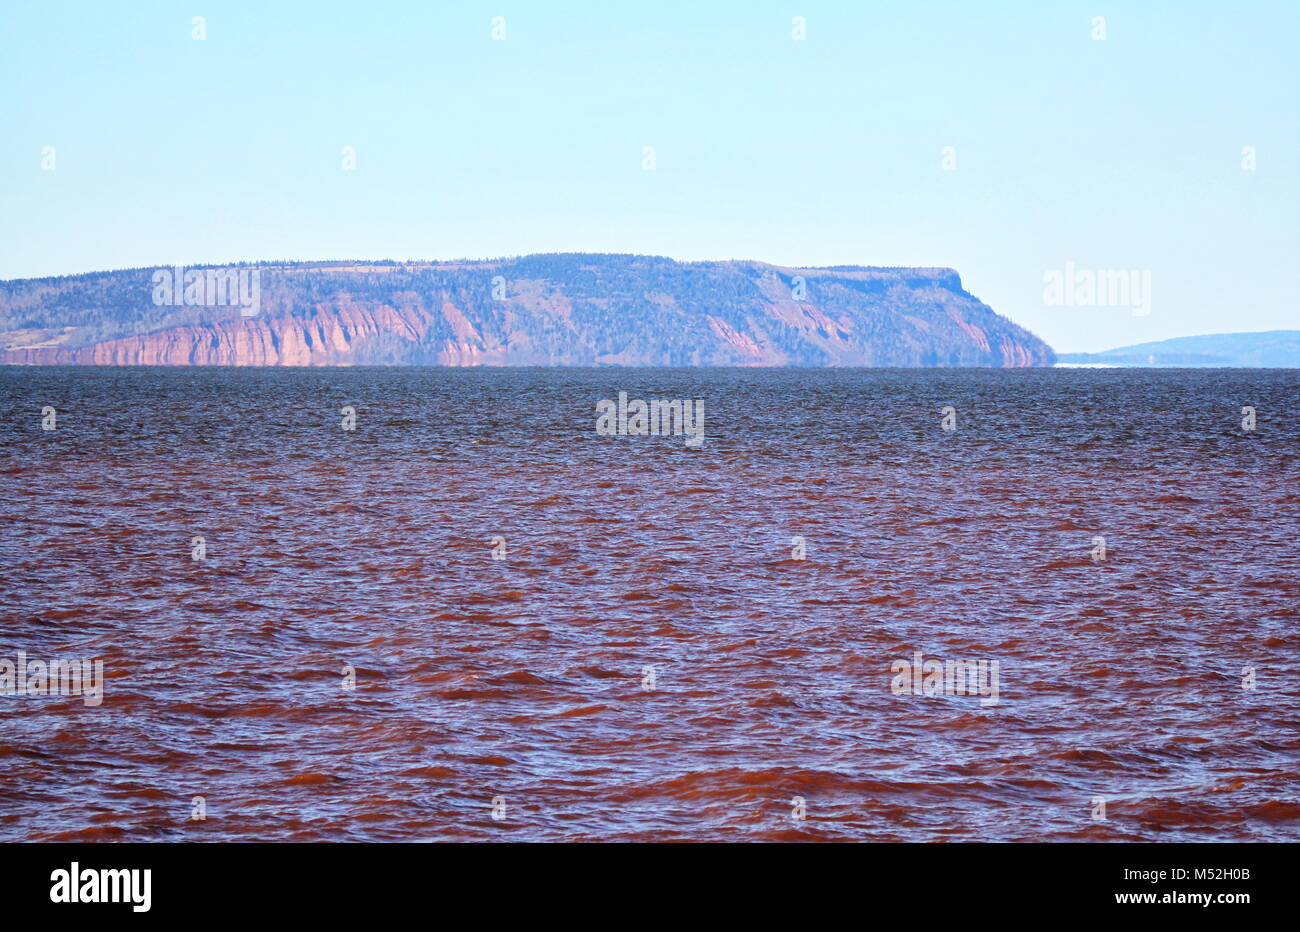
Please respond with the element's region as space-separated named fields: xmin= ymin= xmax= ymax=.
xmin=1 ymin=366 xmax=1297 ymax=841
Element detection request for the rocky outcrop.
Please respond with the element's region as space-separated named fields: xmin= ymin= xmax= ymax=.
xmin=0 ymin=254 xmax=1054 ymax=367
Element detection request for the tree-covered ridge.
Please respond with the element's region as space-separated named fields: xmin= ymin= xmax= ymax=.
xmin=0 ymin=254 xmax=1054 ymax=367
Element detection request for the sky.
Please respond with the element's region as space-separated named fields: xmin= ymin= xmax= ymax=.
xmin=2 ymin=0 xmax=1297 ymax=352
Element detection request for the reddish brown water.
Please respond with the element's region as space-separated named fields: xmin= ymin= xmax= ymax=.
xmin=2 ymin=366 xmax=1297 ymax=841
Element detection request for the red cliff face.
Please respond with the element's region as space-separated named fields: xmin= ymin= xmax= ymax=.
xmin=0 ymin=301 xmax=508 ymax=366
xmin=0 ymin=257 xmax=1055 ymax=367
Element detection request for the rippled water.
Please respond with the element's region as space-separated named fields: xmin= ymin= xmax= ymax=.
xmin=1 ymin=366 xmax=1297 ymax=841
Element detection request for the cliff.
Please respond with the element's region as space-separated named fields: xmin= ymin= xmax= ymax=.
xmin=0 ymin=254 xmax=1054 ymax=367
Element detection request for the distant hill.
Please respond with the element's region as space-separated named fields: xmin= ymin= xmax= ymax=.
xmin=0 ymin=254 xmax=1053 ymax=367
xmin=1056 ymin=331 xmax=1300 ymax=368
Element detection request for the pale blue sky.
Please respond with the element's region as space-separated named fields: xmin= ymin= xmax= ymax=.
xmin=3 ymin=0 xmax=1296 ymax=352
